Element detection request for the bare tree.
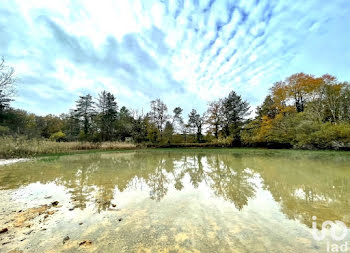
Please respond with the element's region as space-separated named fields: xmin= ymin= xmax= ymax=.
xmin=149 ymin=99 xmax=169 ymax=139
xmin=0 ymin=57 xmax=16 ymax=111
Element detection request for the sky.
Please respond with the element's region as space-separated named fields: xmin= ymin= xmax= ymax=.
xmin=1 ymin=0 xmax=350 ymax=116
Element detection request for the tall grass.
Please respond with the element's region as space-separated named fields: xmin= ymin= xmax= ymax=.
xmin=0 ymin=136 xmax=136 ymax=158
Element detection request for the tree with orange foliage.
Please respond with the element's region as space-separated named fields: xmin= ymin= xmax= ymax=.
xmin=270 ymin=81 xmax=287 ymax=111
xmin=285 ymin=73 xmax=319 ymax=112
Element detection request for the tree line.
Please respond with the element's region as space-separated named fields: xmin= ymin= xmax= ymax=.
xmin=1 ymin=58 xmax=349 ymax=149
xmin=242 ymin=73 xmax=350 ymax=149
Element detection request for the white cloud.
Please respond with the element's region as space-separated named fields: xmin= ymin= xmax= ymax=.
xmin=0 ymin=0 xmax=349 ymax=116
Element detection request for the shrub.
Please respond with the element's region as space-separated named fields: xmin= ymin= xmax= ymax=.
xmin=309 ymin=123 xmax=350 ymax=149
xmin=0 ymin=125 xmax=10 ymax=136
xmin=211 ymin=136 xmax=234 ymax=147
xmin=49 ymin=131 xmax=66 ymax=142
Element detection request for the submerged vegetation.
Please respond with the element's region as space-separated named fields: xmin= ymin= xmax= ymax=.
xmin=1 ymin=150 xmax=349 ymax=252
xmin=1 ymin=57 xmax=350 ymax=157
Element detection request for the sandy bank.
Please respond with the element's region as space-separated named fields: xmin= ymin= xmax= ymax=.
xmin=0 ymin=158 xmax=29 ymax=166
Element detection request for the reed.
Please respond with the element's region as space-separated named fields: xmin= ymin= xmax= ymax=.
xmin=0 ymin=136 xmax=136 ymax=158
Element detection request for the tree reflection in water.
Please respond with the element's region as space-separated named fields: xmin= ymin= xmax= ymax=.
xmin=0 ymin=150 xmax=349 ymax=228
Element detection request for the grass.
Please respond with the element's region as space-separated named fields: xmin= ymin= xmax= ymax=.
xmin=0 ymin=136 xmax=136 ymax=158
xmin=1 ymin=136 xmax=349 ymax=159
xmin=142 ymin=146 xmax=350 ymax=156
xmin=146 ymin=143 xmax=229 ymax=148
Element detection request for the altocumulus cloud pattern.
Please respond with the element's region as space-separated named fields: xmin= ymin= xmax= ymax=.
xmin=1 ymin=0 xmax=349 ymax=115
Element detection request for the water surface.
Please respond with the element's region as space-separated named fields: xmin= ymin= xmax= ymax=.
xmin=0 ymin=149 xmax=349 ymax=252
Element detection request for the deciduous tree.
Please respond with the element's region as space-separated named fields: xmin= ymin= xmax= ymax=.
xmin=206 ymin=100 xmax=222 ymax=138
xmin=149 ymin=99 xmax=169 ymax=139
xmin=0 ymin=57 xmax=16 ymax=112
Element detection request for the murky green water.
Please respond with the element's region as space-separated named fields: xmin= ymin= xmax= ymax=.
xmin=0 ymin=149 xmax=349 ymax=252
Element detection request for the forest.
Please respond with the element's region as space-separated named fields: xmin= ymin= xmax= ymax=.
xmin=1 ymin=57 xmax=350 ymax=154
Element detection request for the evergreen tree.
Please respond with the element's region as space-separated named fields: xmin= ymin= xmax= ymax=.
xmin=163 ymin=121 xmax=174 ymax=143
xmin=221 ymin=91 xmax=250 ymax=143
xmin=62 ymin=110 xmax=80 ymax=141
xmin=132 ymin=115 xmax=148 ymax=143
xmin=115 ymin=106 xmax=133 ymax=141
xmin=172 ymin=107 xmax=183 ymax=132
xmin=75 ymin=94 xmax=96 ymax=138
xmin=188 ymin=109 xmax=204 ymax=142
xmin=97 ymin=91 xmax=118 ymax=141
xmin=256 ymin=95 xmax=277 ymax=119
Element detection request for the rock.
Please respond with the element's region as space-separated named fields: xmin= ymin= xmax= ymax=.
xmin=79 ymin=240 xmax=92 ymax=246
xmin=118 ymin=218 xmax=122 ymax=222
xmin=0 ymin=228 xmax=8 ymax=234
xmin=68 ymin=207 xmax=74 ymax=211
xmin=79 ymin=222 xmax=83 ymax=225
xmin=111 ymin=204 xmax=116 ymax=207
xmin=44 ymin=214 xmax=49 ymax=219
xmin=51 ymin=201 xmax=59 ymax=206
xmin=63 ymin=235 xmax=70 ymax=244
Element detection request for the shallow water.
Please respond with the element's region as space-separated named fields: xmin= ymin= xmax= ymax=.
xmin=0 ymin=149 xmax=349 ymax=252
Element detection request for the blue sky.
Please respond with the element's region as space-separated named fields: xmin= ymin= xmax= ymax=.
xmin=1 ymin=0 xmax=350 ymax=116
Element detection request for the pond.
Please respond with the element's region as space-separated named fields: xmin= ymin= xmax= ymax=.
xmin=0 ymin=149 xmax=349 ymax=252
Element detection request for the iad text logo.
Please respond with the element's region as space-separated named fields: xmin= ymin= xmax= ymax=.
xmin=311 ymin=216 xmax=348 ymax=252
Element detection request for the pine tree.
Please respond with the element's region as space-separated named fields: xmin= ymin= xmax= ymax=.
xmin=97 ymin=91 xmax=118 ymax=141
xmin=256 ymin=95 xmax=277 ymax=119
xmin=188 ymin=109 xmax=204 ymax=142
xmin=75 ymin=94 xmax=96 ymax=137
xmin=221 ymin=91 xmax=250 ymax=143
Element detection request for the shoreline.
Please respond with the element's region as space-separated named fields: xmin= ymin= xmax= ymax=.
xmin=0 ymin=158 xmax=30 ymax=166
xmin=0 ymin=146 xmax=349 ymax=160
